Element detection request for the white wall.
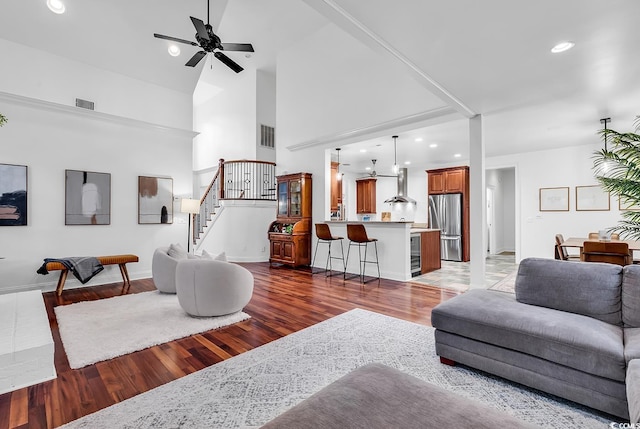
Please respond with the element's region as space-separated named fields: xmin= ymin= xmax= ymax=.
xmin=0 ymin=41 xmax=193 ymax=294
xmin=256 ymin=71 xmax=276 ymax=163
xmin=193 ymin=69 xmax=258 ymax=172
xmin=0 ymin=39 xmax=191 ymax=130
xmin=487 ymin=144 xmax=623 ymax=260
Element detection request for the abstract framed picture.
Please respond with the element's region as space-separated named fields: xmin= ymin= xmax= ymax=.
xmin=65 ymin=169 xmax=111 ymax=225
xmin=619 ymin=196 xmax=640 ymax=211
xmin=0 ymin=163 xmax=27 ymax=226
xmin=539 ymin=187 xmax=569 ymax=211
xmin=138 ymin=176 xmax=173 ymax=224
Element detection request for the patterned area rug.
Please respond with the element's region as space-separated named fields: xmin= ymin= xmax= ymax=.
xmin=488 ymin=269 xmax=518 ymax=293
xmin=59 ymin=309 xmax=612 ymax=428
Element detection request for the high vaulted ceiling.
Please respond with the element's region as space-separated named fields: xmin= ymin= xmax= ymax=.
xmin=2 ymin=0 xmax=639 ymax=172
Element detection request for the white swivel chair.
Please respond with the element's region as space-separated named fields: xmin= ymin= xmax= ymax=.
xmin=152 ymin=246 xmax=185 ymax=294
xmin=176 ymin=259 xmax=254 ymax=317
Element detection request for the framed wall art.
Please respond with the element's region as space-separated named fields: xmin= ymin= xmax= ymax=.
xmin=619 ymin=196 xmax=640 ymax=211
xmin=138 ymin=176 xmax=173 ymax=224
xmin=0 ymin=163 xmax=27 ymax=226
xmin=539 ymin=187 xmax=569 ymax=212
xmin=65 ymin=169 xmax=111 ymax=225
xmin=576 ymin=185 xmax=610 ymax=211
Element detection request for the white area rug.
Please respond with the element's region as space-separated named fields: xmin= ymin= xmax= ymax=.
xmin=54 ymin=291 xmax=250 ymax=369
xmin=59 ymin=308 xmax=612 ymax=428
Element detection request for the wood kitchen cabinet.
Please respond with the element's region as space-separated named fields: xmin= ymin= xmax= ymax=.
xmin=356 ymin=178 xmax=376 ymax=214
xmin=330 ymin=162 xmax=342 ymax=212
xmin=421 ymin=230 xmax=441 ymax=273
xmin=428 ymin=168 xmax=466 ymax=194
xmin=269 ymin=173 xmax=312 ymax=267
xmin=427 ymin=166 xmax=470 ymax=262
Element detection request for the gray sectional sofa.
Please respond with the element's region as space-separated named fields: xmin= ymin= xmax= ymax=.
xmin=432 ymin=257 xmax=640 ymax=421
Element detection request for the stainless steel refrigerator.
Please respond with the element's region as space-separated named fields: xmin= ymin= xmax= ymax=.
xmin=428 ymin=193 xmax=463 ymax=262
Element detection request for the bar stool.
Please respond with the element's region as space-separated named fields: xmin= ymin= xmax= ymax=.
xmin=344 ymin=224 xmax=380 ymax=283
xmin=311 ymin=223 xmax=345 ymax=276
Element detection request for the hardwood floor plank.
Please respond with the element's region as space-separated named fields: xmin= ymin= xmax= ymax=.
xmin=0 ymin=262 xmax=457 ymax=428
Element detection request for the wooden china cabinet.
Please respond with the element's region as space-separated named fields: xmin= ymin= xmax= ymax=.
xmin=268 ymin=172 xmax=312 ymax=267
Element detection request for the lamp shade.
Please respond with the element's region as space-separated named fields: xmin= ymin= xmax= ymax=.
xmin=180 ymin=198 xmax=200 ymax=214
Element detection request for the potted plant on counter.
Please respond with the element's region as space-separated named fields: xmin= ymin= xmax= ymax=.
xmin=0 ymin=113 xmax=7 ymax=127
xmin=593 ymin=116 xmax=640 ymax=239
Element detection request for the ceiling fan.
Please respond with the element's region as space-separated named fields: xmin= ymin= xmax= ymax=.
xmin=153 ymin=0 xmax=254 ymax=72
xmin=360 ymin=159 xmax=397 ymax=178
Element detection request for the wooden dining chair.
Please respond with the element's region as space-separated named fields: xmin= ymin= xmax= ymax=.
xmin=588 ymin=232 xmax=599 ymax=239
xmin=555 ymin=234 xmax=580 ymax=261
xmin=581 ymin=241 xmax=633 ymax=266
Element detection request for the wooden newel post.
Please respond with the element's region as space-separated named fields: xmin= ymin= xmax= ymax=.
xmin=218 ymin=158 xmax=225 ymax=200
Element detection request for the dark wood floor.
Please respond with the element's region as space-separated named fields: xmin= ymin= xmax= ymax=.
xmin=0 ymin=263 xmax=459 ymax=429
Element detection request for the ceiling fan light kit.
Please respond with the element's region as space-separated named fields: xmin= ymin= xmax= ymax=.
xmin=153 ymin=0 xmax=254 ymax=72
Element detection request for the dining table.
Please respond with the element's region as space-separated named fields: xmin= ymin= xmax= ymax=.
xmin=561 ymin=237 xmax=640 ymax=251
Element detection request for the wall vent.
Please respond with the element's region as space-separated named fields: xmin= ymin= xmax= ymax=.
xmin=260 ymin=124 xmax=275 ymax=148
xmin=75 ymin=98 xmax=95 ymax=110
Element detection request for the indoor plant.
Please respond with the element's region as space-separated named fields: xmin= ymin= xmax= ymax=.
xmin=593 ymin=116 xmax=640 ymax=239
xmin=0 ymin=113 xmax=7 ymax=127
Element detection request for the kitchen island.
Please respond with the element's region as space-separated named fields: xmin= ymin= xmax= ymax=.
xmin=323 ymin=221 xmax=440 ymax=282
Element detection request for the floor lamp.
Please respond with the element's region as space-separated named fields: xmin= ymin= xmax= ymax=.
xmin=181 ymin=198 xmax=200 ymax=253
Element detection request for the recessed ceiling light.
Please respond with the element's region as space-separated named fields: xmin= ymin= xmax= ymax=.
xmin=429 ymin=143 xmax=438 ymax=148
xmin=404 ymin=161 xmax=411 ymax=165
xmin=365 ymin=167 xmax=371 ymax=171
xmin=551 ymin=41 xmax=575 ymax=53
xmin=454 ymin=153 xmax=461 ymax=158
xmin=168 ymin=45 xmax=181 ymax=57
xmin=415 ymin=138 xmax=423 ymax=142
xmin=46 ymin=0 xmax=65 ymax=14
xmin=359 ymin=149 xmax=367 ymax=153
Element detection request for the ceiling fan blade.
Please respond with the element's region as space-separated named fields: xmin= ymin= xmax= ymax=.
xmin=190 ymin=16 xmax=210 ymax=41
xmin=214 ymin=51 xmax=244 ymax=73
xmin=185 ymin=51 xmax=207 ymax=67
xmin=154 ymin=33 xmax=198 ymax=47
xmin=220 ymin=43 xmax=254 ymax=52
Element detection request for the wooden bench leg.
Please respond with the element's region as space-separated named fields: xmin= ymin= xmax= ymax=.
xmin=55 ymin=270 xmax=69 ymax=297
xmin=118 ymin=263 xmax=132 ymax=292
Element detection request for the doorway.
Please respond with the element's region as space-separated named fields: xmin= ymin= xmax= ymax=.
xmin=485 ymin=167 xmax=516 ymax=255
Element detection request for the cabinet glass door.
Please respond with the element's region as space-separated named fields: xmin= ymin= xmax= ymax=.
xmin=278 ymin=182 xmax=288 ymax=215
xmin=290 ymin=180 xmax=301 ymax=216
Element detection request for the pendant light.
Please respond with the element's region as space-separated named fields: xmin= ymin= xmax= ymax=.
xmin=335 ymin=148 xmax=342 ymax=181
xmin=392 ymin=135 xmax=399 ymax=175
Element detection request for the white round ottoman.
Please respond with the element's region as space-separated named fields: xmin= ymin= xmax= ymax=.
xmin=175 ymin=259 xmax=254 ymax=317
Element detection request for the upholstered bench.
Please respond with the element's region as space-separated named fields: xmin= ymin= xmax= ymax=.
xmin=44 ymin=254 xmax=139 ymax=296
xmin=260 ymin=363 xmax=536 ymax=429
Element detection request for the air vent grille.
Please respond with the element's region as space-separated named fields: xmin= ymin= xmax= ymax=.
xmin=75 ymin=98 xmax=95 ymax=110
xmin=260 ymin=124 xmax=275 ymax=148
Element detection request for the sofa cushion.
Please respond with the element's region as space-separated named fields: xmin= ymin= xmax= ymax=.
xmin=167 ymin=242 xmax=188 ymax=260
xmin=624 ymin=328 xmax=640 ymax=364
xmin=432 ymin=289 xmax=626 ymax=381
xmin=627 ymin=360 xmax=640 ymax=423
xmin=260 ymin=363 xmax=537 ymax=429
xmin=515 ymin=257 xmax=622 ymax=326
xmin=623 ymin=265 xmax=640 ymax=327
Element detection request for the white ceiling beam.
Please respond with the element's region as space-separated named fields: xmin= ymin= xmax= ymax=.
xmin=302 ymin=0 xmax=477 ymax=119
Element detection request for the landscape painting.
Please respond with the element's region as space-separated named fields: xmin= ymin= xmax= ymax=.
xmin=65 ymin=169 xmax=111 ymax=225
xmin=138 ymin=176 xmax=173 ymax=224
xmin=0 ymin=163 xmax=27 ymax=226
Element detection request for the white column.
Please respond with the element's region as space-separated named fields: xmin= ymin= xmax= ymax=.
xmin=469 ymin=115 xmax=486 ymax=288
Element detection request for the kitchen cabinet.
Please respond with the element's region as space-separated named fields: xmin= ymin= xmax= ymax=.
xmin=428 ymin=167 xmax=466 ymax=194
xmin=330 ymin=161 xmax=342 ymax=212
xmin=420 ymin=230 xmax=441 ymax=273
xmin=356 ymin=178 xmax=376 ymax=214
xmin=269 ymin=173 xmax=312 ymax=267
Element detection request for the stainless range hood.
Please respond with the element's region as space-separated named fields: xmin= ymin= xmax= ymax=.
xmin=384 ymin=168 xmax=416 ymax=204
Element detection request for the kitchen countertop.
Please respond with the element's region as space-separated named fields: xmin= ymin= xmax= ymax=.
xmin=410 ymin=228 xmax=440 ymax=233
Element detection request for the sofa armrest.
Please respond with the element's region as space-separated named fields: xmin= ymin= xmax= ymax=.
xmin=628 ymin=359 xmax=640 ymax=423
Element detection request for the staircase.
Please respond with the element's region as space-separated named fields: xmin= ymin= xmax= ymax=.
xmin=191 ymin=159 xmax=276 ymax=253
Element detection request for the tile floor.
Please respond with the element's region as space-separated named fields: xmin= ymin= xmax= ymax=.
xmin=410 ymin=253 xmax=517 ymax=292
